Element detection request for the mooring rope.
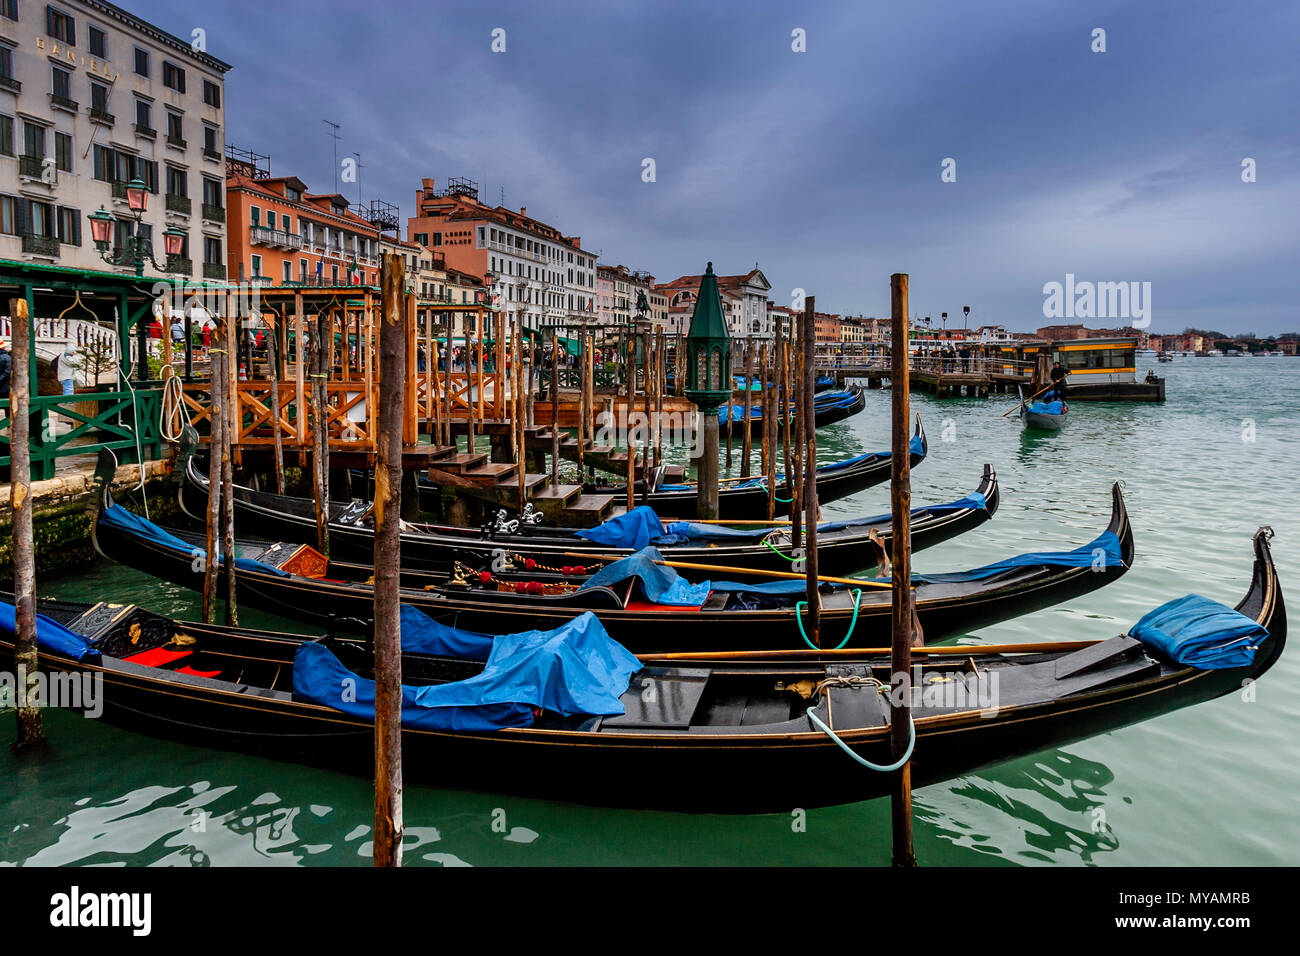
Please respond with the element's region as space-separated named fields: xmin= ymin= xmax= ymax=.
xmin=806 ymin=706 xmax=915 ymax=772
xmin=795 ymin=587 xmax=862 ymax=650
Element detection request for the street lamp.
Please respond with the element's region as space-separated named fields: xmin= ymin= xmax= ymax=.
xmin=87 ymin=179 xmax=186 ymax=278
xmin=683 ymin=262 xmax=732 ymax=520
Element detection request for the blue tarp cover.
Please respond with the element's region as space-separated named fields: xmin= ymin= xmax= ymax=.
xmin=292 ymin=611 xmax=641 ymax=731
xmin=100 ymin=504 xmax=290 ymax=576
xmin=1129 ymin=594 xmax=1266 ymax=669
xmin=655 ymin=436 xmax=925 ymax=492
xmin=0 ymin=601 xmax=100 ymax=661
xmin=577 ymin=547 xmax=712 ymax=606
xmin=574 ymin=506 xmax=667 ymax=551
xmin=864 ymin=529 xmax=1125 ymax=584
xmin=657 ymin=492 xmax=987 ymax=544
xmin=399 ymin=605 xmax=495 ymax=660
xmin=1028 ymin=400 xmax=1064 ymax=415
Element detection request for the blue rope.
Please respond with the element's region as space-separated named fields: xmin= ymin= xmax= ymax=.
xmin=795 ymin=588 xmax=863 ymax=650
xmin=807 ymin=707 xmax=916 ymax=772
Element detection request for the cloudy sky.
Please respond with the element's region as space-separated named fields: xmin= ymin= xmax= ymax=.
xmin=133 ymin=0 xmax=1298 ymax=334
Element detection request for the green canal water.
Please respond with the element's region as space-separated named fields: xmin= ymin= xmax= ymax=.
xmin=3 ymin=357 xmax=1298 ymax=866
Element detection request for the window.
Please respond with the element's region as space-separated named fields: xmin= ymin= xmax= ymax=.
xmin=281 ymin=213 xmax=290 ymax=232
xmin=0 ymin=115 xmax=12 ymax=156
xmin=0 ymin=45 xmax=13 ymax=80
xmin=54 ymin=131 xmax=71 ymax=171
xmin=203 ymin=236 xmax=222 ymax=264
xmin=23 ymin=122 xmax=45 ymax=159
xmin=134 ymin=47 xmax=149 ymax=78
xmin=1 ymin=0 xmax=16 ymax=22
xmin=203 ymin=125 xmax=218 ymax=154
xmin=250 ymin=206 xmax=260 ymax=227
xmin=299 ymin=258 xmax=307 ymax=280
xmin=57 ymin=205 xmax=80 ymax=245
xmin=162 ymin=61 xmax=185 ymax=93
xmin=51 ymin=66 xmax=71 ymax=99
xmin=165 ymin=165 xmax=186 ymax=197
xmin=251 ymin=253 xmax=262 ymax=277
xmin=88 ymin=25 xmax=106 ymax=58
xmin=285 ymin=186 xmax=301 ymax=202
xmin=47 ymin=5 xmax=76 ymax=45
xmin=130 ymin=156 xmax=158 ymax=192
xmin=166 ymin=111 xmax=182 ymax=140
xmin=414 ymin=232 xmax=428 ymax=246
xmin=202 ymin=80 xmax=220 ymax=108
xmin=135 ymin=98 xmax=151 ymax=129
xmin=28 ymin=198 xmax=54 ymax=237
xmin=90 ymin=81 xmax=109 ymax=113
xmin=282 ymin=260 xmax=291 ymax=283
xmin=432 ymin=232 xmax=442 ymax=245
xmin=202 ymin=177 xmax=222 ymax=207
xmin=331 ymin=265 xmax=339 ymax=283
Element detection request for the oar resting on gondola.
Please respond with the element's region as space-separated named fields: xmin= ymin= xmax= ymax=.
xmin=94 ymin=456 xmax=1135 ymax=652
xmin=3 ymin=527 xmax=1283 ymax=813
xmin=177 ymin=451 xmax=999 ymax=577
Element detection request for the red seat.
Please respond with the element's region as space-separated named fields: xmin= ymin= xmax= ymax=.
xmin=175 ymin=665 xmax=222 ymax=679
xmin=122 ymin=647 xmax=193 ymax=667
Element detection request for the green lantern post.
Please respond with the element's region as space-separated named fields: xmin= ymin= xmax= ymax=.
xmin=683 ymin=263 xmax=733 ymax=519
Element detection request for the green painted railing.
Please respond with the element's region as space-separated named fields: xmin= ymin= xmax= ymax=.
xmin=0 ymin=387 xmax=165 ymax=480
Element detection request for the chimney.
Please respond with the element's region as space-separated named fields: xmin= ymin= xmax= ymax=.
xmin=422 ymin=178 xmax=436 ymax=191
xmin=520 ymin=206 xmax=527 ymax=218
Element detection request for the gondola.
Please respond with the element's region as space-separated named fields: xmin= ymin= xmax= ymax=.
xmin=178 ymin=453 xmax=998 ymax=577
xmin=719 ymin=385 xmax=867 ymax=438
xmin=814 ymin=375 xmax=836 ymax=392
xmin=95 ymin=464 xmax=1134 ymax=652
xmin=584 ymin=414 xmax=927 ymax=520
xmin=1019 ymin=386 xmax=1067 ymax=431
xmin=5 ymin=527 xmax=1281 ymax=812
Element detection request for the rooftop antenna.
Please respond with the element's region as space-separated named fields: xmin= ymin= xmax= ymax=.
xmin=353 ymin=151 xmax=364 ymax=204
xmin=323 ymin=119 xmax=341 ymax=192
xmin=499 ymin=185 xmax=505 ymax=208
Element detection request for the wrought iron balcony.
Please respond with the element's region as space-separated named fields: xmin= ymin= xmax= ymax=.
xmin=111 ymin=181 xmax=128 ymax=200
xmin=203 ymin=147 xmax=220 ymax=160
xmin=18 ymin=155 xmax=49 ymax=180
xmin=50 ymin=94 xmax=78 ymax=112
xmin=203 ymin=262 xmax=226 ymax=280
xmin=165 ymin=255 xmax=192 ymax=274
xmin=201 ymin=203 xmax=225 ymax=223
xmin=0 ymin=76 xmax=20 ymax=93
xmin=134 ymin=123 xmax=156 ymax=138
xmin=89 ymin=107 xmax=115 ymax=125
xmin=166 ymin=134 xmax=187 ymax=149
xmin=165 ymin=194 xmax=192 ymax=215
xmin=22 ymin=233 xmax=60 ymax=257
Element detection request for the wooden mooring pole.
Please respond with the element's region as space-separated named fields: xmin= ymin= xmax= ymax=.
xmin=889 ymin=272 xmax=917 ymax=868
xmin=266 ymin=308 xmax=286 ymax=494
xmin=310 ymin=297 xmax=329 ymax=557
xmin=8 ymin=295 xmax=44 ymax=748
xmin=221 ymin=294 xmax=238 ymax=625
xmin=801 ymin=296 xmax=820 ymax=647
xmin=202 ymin=316 xmax=224 ymax=624
xmin=373 ymin=253 xmax=406 ymax=867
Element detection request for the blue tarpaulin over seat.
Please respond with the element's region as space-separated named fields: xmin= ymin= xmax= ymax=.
xmin=99 ymin=504 xmax=290 ymax=577
xmin=1129 ymin=594 xmax=1266 ymax=669
xmin=0 ymin=601 xmax=100 ymax=661
xmin=578 ymin=547 xmax=712 ymax=606
xmin=862 ymin=529 xmax=1125 ymax=584
xmin=292 ymin=611 xmax=642 ymax=732
xmin=1028 ymin=400 xmax=1064 ymax=415
xmin=574 ymin=506 xmax=667 ymax=551
xmin=399 ymin=605 xmax=495 ymax=660
xmin=657 ymin=492 xmax=987 ymax=544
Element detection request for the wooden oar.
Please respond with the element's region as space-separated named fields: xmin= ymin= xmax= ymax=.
xmin=1001 ymin=380 xmax=1054 ymax=417
xmin=561 ymin=551 xmax=896 ymax=589
xmin=638 ymin=639 xmax=1101 ymax=662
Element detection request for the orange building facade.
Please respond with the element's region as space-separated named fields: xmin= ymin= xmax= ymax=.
xmin=224 ymin=155 xmax=381 ymax=288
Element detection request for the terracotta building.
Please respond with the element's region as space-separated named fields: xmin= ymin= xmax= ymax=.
xmin=224 ymin=150 xmax=380 ymax=287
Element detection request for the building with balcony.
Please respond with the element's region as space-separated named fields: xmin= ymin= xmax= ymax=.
xmin=224 ymin=149 xmax=381 ymax=287
xmin=0 ymin=0 xmax=230 ymax=281
xmin=656 ymin=266 xmax=772 ymax=340
xmin=407 ymin=176 xmax=597 ymax=332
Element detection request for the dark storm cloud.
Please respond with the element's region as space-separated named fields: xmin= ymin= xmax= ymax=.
xmin=132 ymin=0 xmax=1298 ymax=333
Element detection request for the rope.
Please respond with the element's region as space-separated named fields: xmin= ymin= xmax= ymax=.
xmin=806 ymin=706 xmax=915 ymax=772
xmin=762 ymin=535 xmax=796 ymax=562
xmin=795 ymin=588 xmax=862 ymax=650
xmin=159 ymin=363 xmax=189 ymax=443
